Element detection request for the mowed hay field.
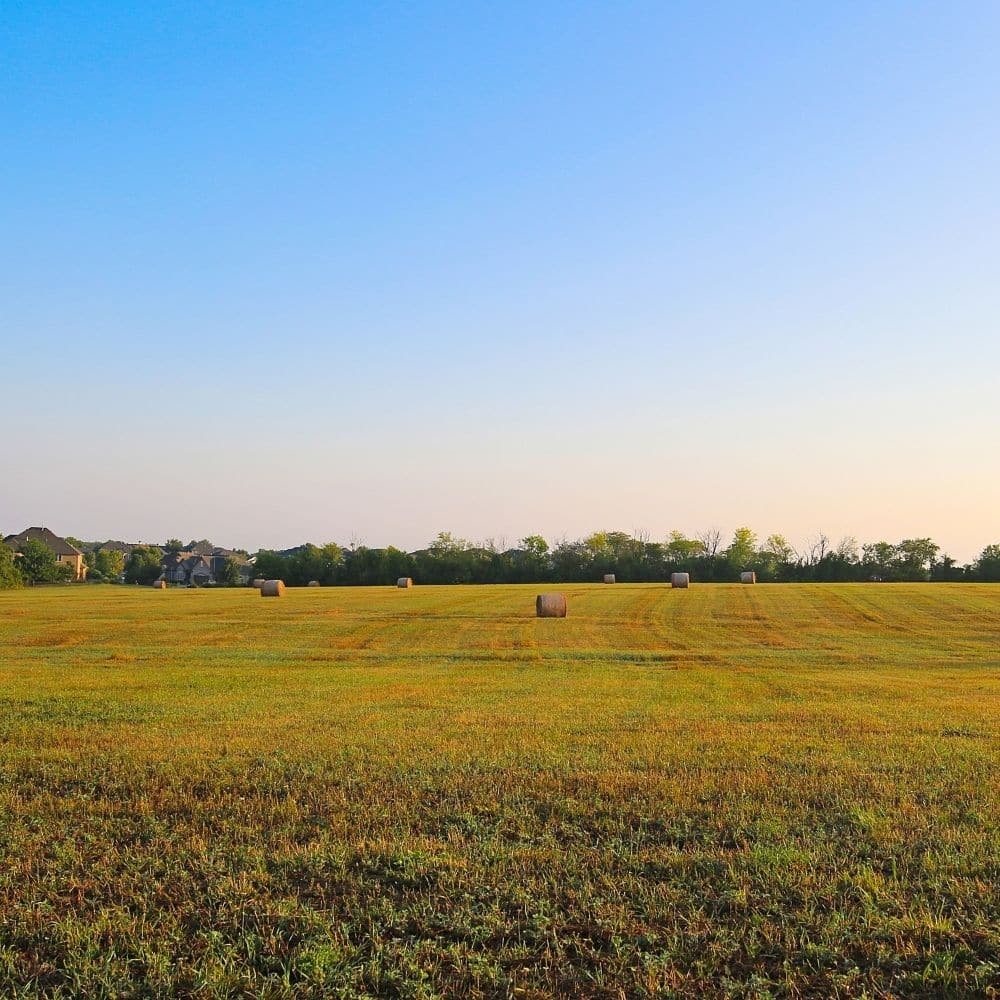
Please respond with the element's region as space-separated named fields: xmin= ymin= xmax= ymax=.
xmin=1 ymin=584 xmax=998 ymax=999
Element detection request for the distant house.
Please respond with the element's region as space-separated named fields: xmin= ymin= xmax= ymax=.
xmin=210 ymin=549 xmax=254 ymax=584
xmin=158 ymin=548 xmax=251 ymax=586
xmin=160 ymin=552 xmax=213 ymax=586
xmin=89 ymin=540 xmax=148 ymax=580
xmin=3 ymin=527 xmax=88 ymax=580
xmin=95 ymin=540 xmax=139 ymax=560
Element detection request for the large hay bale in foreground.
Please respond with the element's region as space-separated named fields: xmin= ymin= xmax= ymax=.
xmin=260 ymin=580 xmax=285 ymax=598
xmin=308 ymin=580 xmax=320 ymax=587
xmin=671 ymin=572 xmax=690 ymax=589
xmin=152 ymin=580 xmax=167 ymax=590
xmin=603 ymin=574 xmax=616 ymax=584
xmin=252 ymin=578 xmax=265 ymax=589
xmin=397 ymin=577 xmax=413 ymax=589
xmin=536 ymin=593 xmax=567 ymax=618
xmin=741 ymin=571 xmax=756 ymax=584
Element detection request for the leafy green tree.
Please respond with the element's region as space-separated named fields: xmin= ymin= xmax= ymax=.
xmin=862 ymin=541 xmax=897 ymax=580
xmin=18 ymin=540 xmax=72 ymax=584
xmin=83 ymin=549 xmax=105 ymax=581
xmin=521 ymin=535 xmax=548 ymax=557
xmin=974 ymin=543 xmax=1000 ymax=582
xmin=763 ymin=534 xmax=795 ymax=564
xmin=759 ymin=534 xmax=795 ymax=580
xmin=579 ymin=531 xmax=647 ymax=580
xmin=286 ymin=543 xmax=343 ymax=586
xmin=217 ymin=558 xmax=241 ymax=586
xmin=383 ymin=546 xmax=416 ymax=582
xmin=429 ymin=532 xmax=468 ymax=554
xmin=724 ymin=527 xmax=758 ymax=576
xmin=895 ymin=538 xmax=940 ymax=581
xmin=287 ymin=545 xmax=318 ymax=585
xmin=319 ymin=543 xmax=344 ymax=581
xmin=165 ymin=539 xmax=184 ymax=553
xmin=550 ymin=540 xmax=590 ymax=582
xmin=124 ymin=546 xmax=163 ymax=585
xmin=417 ymin=532 xmax=474 ymax=584
xmin=930 ymin=554 xmax=964 ymax=582
xmin=664 ymin=531 xmax=705 ymax=564
xmin=95 ymin=549 xmax=126 ymax=579
xmin=582 ymin=532 xmax=612 ymax=577
xmin=513 ymin=535 xmax=551 ymax=582
xmin=252 ymin=551 xmax=291 ymax=583
xmin=583 ymin=532 xmax=609 ymax=557
xmin=341 ymin=545 xmax=414 ymax=585
xmin=809 ymin=536 xmax=862 ymax=582
xmin=0 ymin=544 xmax=23 ymax=589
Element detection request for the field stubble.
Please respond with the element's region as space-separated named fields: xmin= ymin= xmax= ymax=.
xmin=0 ymin=583 xmax=997 ymax=998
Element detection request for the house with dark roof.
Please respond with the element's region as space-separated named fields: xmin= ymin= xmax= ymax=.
xmin=95 ymin=540 xmax=140 ymax=559
xmin=160 ymin=552 xmax=213 ymax=586
xmin=3 ymin=527 xmax=88 ymax=580
xmin=158 ymin=548 xmax=252 ymax=586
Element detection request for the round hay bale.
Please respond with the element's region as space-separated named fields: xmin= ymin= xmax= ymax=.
xmin=260 ymin=579 xmax=285 ymax=598
xmin=670 ymin=572 xmax=690 ymax=589
xmin=152 ymin=580 xmax=167 ymax=590
xmin=308 ymin=580 xmax=321 ymax=587
xmin=397 ymin=577 xmax=413 ymax=589
xmin=603 ymin=574 xmax=616 ymax=584
xmin=536 ymin=593 xmax=567 ymax=618
xmin=252 ymin=578 xmax=265 ymax=589
xmin=740 ymin=571 xmax=756 ymax=584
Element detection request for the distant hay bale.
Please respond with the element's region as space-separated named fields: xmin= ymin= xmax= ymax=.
xmin=603 ymin=574 xmax=616 ymax=584
xmin=740 ymin=571 xmax=756 ymax=584
xmin=308 ymin=580 xmax=320 ymax=587
xmin=536 ymin=593 xmax=567 ymax=618
xmin=260 ymin=580 xmax=285 ymax=598
xmin=252 ymin=578 xmax=265 ymax=589
xmin=152 ymin=580 xmax=167 ymax=590
xmin=397 ymin=577 xmax=413 ymax=588
xmin=671 ymin=572 xmax=690 ymax=589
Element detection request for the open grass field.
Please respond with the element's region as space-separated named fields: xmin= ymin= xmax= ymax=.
xmin=1 ymin=583 xmax=998 ymax=999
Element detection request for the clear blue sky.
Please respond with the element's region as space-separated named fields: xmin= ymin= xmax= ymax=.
xmin=3 ymin=2 xmax=998 ymax=560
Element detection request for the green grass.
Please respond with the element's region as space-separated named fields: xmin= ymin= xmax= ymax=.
xmin=0 ymin=583 xmax=998 ymax=998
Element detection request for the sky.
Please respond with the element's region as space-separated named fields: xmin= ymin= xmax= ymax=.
xmin=2 ymin=1 xmax=998 ymax=561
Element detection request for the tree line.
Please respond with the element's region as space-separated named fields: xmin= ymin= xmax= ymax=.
xmin=4 ymin=528 xmax=999 ymax=589
xmin=249 ymin=529 xmax=1000 ymax=587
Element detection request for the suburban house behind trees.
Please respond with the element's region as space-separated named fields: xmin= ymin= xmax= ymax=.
xmin=3 ymin=527 xmax=88 ymax=580
xmin=158 ymin=548 xmax=251 ymax=586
